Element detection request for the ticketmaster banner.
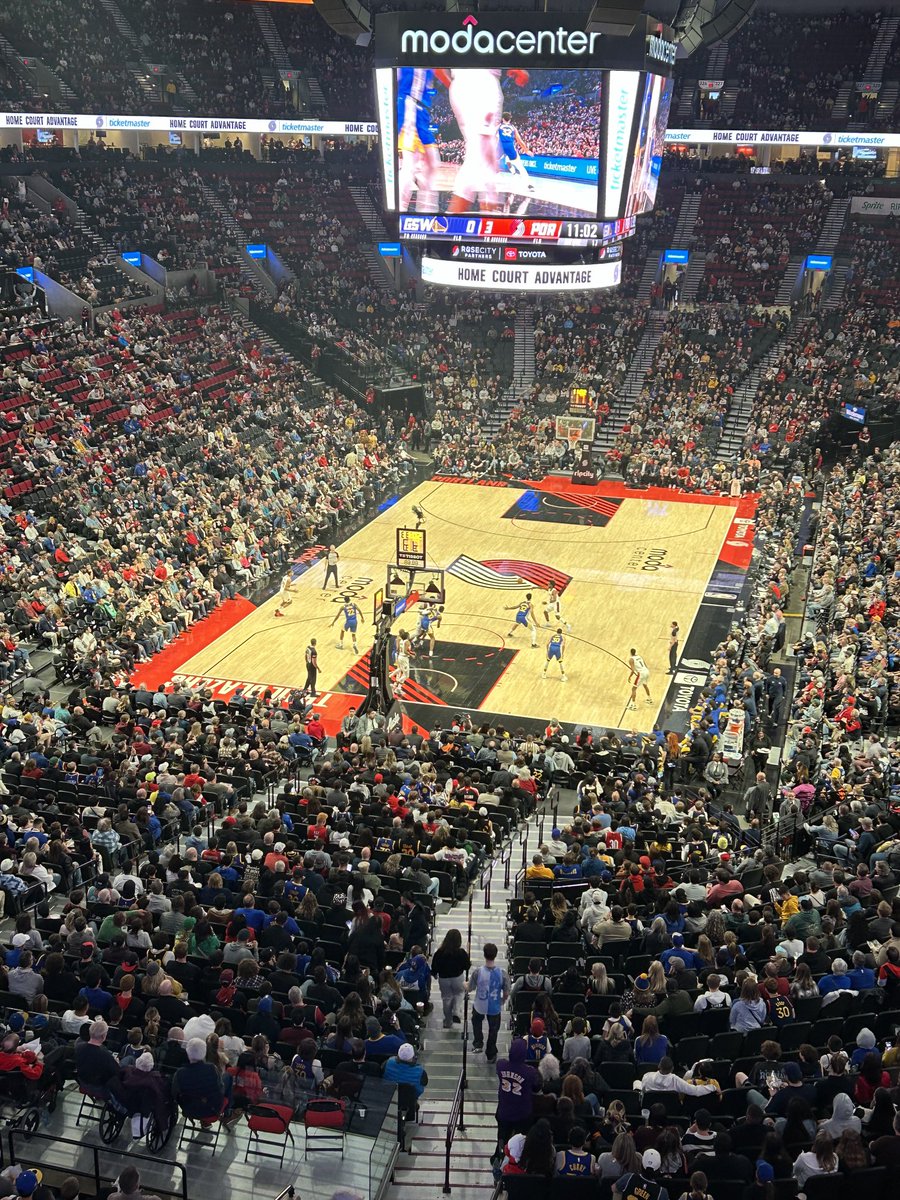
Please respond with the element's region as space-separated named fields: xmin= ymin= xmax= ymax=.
xmin=663 ymin=127 xmax=900 ymax=147
xmin=516 ymin=155 xmax=599 ymax=182
xmin=0 ymin=111 xmax=378 ymax=135
xmin=2 ymin=110 xmax=898 ymax=149
xmin=850 ymin=195 xmax=900 ymax=216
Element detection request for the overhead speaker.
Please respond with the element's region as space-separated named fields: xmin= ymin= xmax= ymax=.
xmin=673 ymin=0 xmax=756 ymax=54
xmin=672 ymin=0 xmax=715 ymax=53
xmin=312 ymin=0 xmax=371 ymax=42
xmin=699 ymin=0 xmax=756 ymax=46
xmin=585 ymin=0 xmax=645 ymax=36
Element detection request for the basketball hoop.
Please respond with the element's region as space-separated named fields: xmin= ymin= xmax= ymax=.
xmin=564 ymin=425 xmax=584 ymax=455
xmin=555 ymin=414 xmax=596 ymax=449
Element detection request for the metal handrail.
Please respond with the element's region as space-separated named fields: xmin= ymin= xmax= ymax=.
xmin=6 ymin=1130 xmax=188 ymax=1200
xmin=479 ymin=854 xmax=495 ymax=909
xmin=442 ymin=1066 xmax=467 ymax=1194
xmin=460 ymin=986 xmax=470 ymax=1106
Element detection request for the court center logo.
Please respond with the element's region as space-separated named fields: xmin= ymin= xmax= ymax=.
xmin=447 ymin=555 xmax=571 ymax=592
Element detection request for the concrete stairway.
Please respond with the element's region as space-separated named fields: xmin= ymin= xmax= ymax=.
xmin=593 ymin=309 xmax=668 ymax=458
xmin=830 ymin=80 xmax=854 ymax=126
xmin=253 ymin=1 xmax=292 ymax=70
xmin=389 ymin=889 xmax=511 ymax=1200
xmin=704 ymin=39 xmax=730 ymax=80
xmin=824 ymin=263 xmax=850 ymax=310
xmin=388 ymin=812 xmax=548 ymax=1200
xmin=774 ymin=253 xmax=805 ymax=307
xmin=671 ymin=192 xmax=701 ymax=247
xmin=678 ymin=38 xmax=730 ymax=119
xmin=94 ymin=0 xmax=190 ymax=115
xmin=350 ymin=185 xmax=398 ymax=289
xmin=717 ymin=87 xmax=739 ymax=122
xmin=635 ymin=250 xmax=662 ymax=302
xmin=677 ymin=251 xmax=707 ymax=303
xmin=350 ymin=185 xmax=391 ymax=241
xmin=817 ymin=197 xmax=850 ymax=253
xmin=716 ymin=325 xmax=801 ymax=460
xmin=228 ymin=301 xmax=300 ymax=359
xmin=513 ymin=303 xmax=536 ymax=387
xmin=483 ymin=304 xmax=535 ymax=438
xmin=2 ymin=40 xmax=78 ymax=107
xmin=172 ymin=71 xmax=201 ymax=110
xmin=863 ymin=11 xmax=900 ymax=79
xmin=306 ymin=74 xmax=327 ymax=110
xmin=876 ymin=79 xmax=899 ymax=122
xmin=482 ymin=381 xmax=527 ymax=439
xmin=674 ymin=84 xmax=695 ymax=121
xmin=198 ymin=181 xmax=275 ymax=297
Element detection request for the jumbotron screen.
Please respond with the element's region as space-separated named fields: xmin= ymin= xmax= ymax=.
xmin=396 ymin=66 xmax=601 ymax=224
xmin=625 ymin=71 xmax=672 ymax=218
xmin=374 ymin=13 xmax=677 ymax=249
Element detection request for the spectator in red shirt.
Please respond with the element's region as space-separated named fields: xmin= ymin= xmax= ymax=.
xmin=182 ymin=766 xmax=206 ymax=790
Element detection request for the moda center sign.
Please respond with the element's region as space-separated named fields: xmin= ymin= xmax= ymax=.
xmin=400 ymin=23 xmax=603 ymax=58
xmin=375 ymin=12 xmax=676 ymax=72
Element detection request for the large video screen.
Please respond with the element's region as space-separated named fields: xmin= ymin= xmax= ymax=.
xmin=624 ymin=72 xmax=672 ymax=218
xmin=395 ymin=66 xmax=602 ymax=224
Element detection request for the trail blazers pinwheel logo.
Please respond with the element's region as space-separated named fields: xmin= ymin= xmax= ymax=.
xmin=447 ymin=555 xmax=571 ymax=592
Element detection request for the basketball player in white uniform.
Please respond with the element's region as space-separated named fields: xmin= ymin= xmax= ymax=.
xmin=446 ymin=69 xmax=528 ymax=214
xmin=273 ymin=570 xmax=295 ymax=618
xmin=393 ymin=629 xmax=412 ymax=692
xmin=542 ymin=584 xmax=571 ymax=631
xmin=627 ymin=648 xmax=652 ymax=709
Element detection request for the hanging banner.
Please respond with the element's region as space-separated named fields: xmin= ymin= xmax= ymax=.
xmin=850 ymin=195 xmax=900 ymax=216
xmin=663 ymin=127 xmax=899 ymax=147
xmin=0 ymin=111 xmax=378 ymax=135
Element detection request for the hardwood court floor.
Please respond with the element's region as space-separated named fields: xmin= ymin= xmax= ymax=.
xmin=175 ymin=478 xmax=745 ymax=731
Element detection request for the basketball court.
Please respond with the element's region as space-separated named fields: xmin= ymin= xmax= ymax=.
xmin=148 ymin=475 xmax=756 ymax=736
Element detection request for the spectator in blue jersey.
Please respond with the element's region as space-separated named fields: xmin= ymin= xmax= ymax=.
xmin=660 ymin=934 xmax=701 ymax=973
xmin=233 ymin=895 xmax=266 ymax=933
xmin=554 ymin=853 xmax=583 ymax=880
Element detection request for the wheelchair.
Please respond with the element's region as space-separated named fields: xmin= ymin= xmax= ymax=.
xmin=98 ymin=1093 xmax=174 ymax=1151
xmin=0 ymin=1069 xmax=59 ymax=1138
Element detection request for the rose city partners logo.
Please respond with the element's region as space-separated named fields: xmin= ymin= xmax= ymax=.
xmin=448 ymin=554 xmax=571 ymax=592
xmin=400 ymin=18 xmax=603 ymax=58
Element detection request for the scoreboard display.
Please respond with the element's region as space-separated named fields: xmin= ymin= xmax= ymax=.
xmin=375 ymin=13 xmax=675 ymax=240
xmin=570 ymin=387 xmax=592 ymax=415
xmin=398 ymin=213 xmax=636 ymax=248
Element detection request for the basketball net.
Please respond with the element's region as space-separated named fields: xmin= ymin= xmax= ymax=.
xmin=565 ymin=426 xmax=584 ymax=454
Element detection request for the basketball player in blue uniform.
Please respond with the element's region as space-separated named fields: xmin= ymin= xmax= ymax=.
xmin=498 ymin=111 xmax=530 ymax=177
xmin=413 ymin=602 xmax=440 ymax=658
xmin=542 ymin=628 xmax=568 ymax=682
xmin=397 ymin=67 xmax=441 ymax=213
xmin=331 ymin=595 xmax=363 ymax=653
xmin=498 ymin=110 xmax=535 ymax=213
xmin=505 ymin=592 xmax=537 ymax=647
